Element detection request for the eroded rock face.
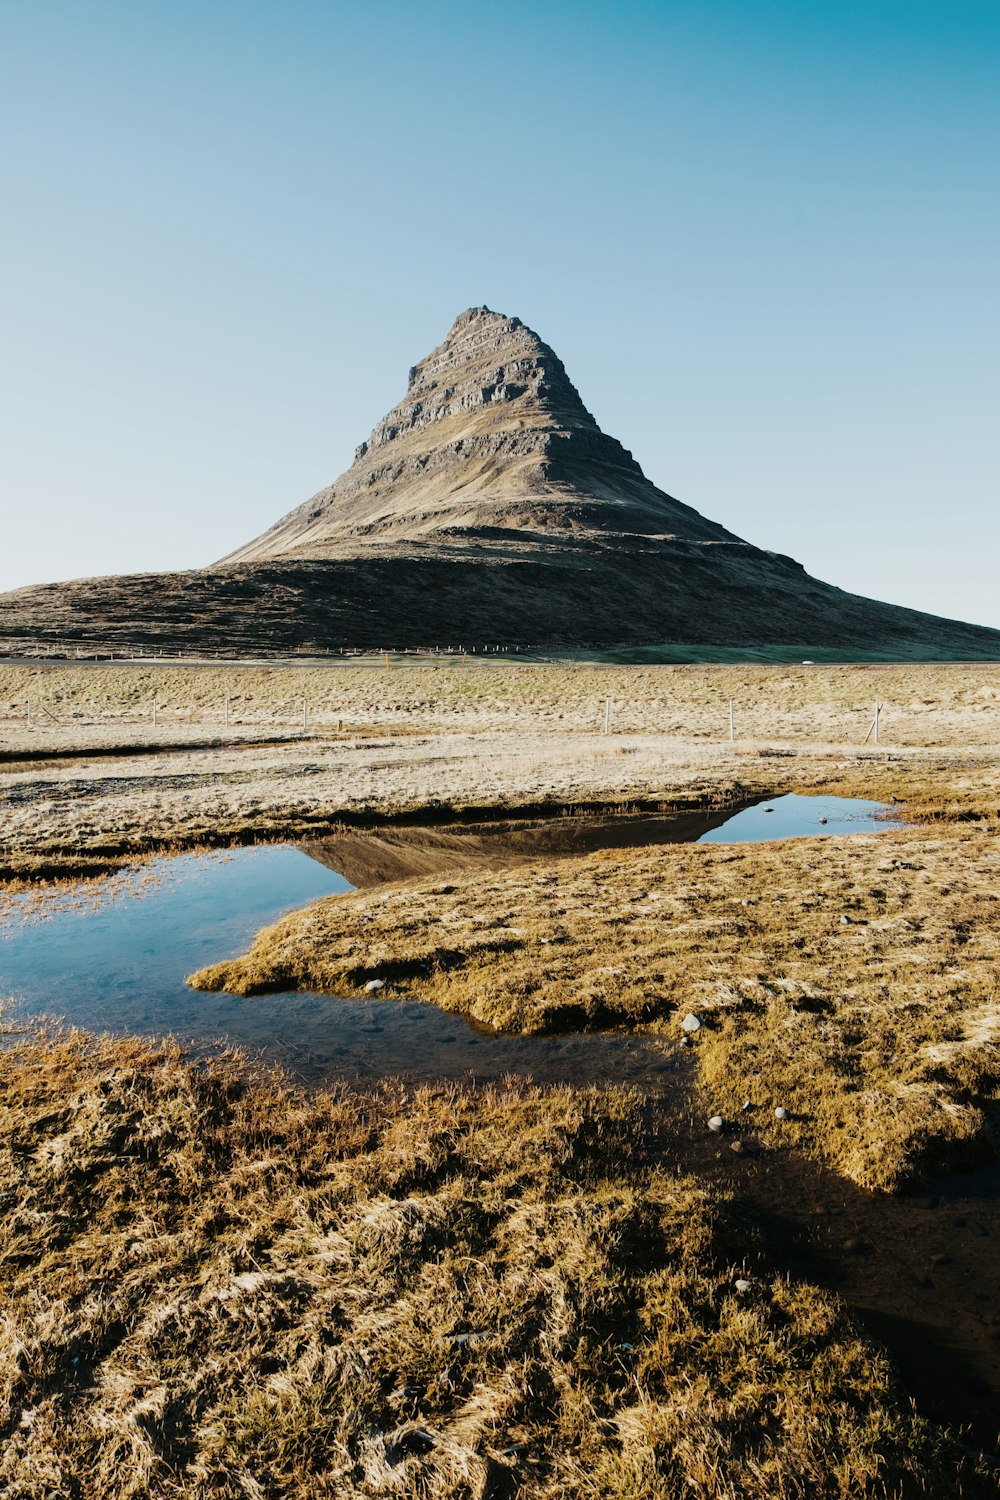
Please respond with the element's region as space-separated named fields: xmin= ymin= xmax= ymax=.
xmin=4 ymin=306 xmax=1000 ymax=658
xmin=223 ymin=306 xmax=740 ymax=562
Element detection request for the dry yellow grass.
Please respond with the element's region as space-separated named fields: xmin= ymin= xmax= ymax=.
xmin=2 ymin=662 xmax=999 ymax=882
xmin=3 ymin=660 xmax=1000 ymax=746
xmin=0 ymin=1029 xmax=990 ymax=1499
xmin=191 ymin=815 xmax=1000 ymax=1193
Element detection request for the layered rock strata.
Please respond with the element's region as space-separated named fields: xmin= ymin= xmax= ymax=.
xmin=2 ymin=306 xmax=998 ymax=659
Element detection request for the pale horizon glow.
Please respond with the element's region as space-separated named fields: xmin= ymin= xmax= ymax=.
xmin=1 ymin=1 xmax=997 ymax=629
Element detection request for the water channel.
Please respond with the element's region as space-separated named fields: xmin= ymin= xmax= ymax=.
xmin=2 ymin=792 xmax=999 ymax=1446
xmin=0 ymin=794 xmax=895 ymax=1082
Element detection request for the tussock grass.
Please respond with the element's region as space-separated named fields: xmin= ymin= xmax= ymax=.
xmin=0 ymin=1030 xmax=989 ymax=1498
xmin=191 ymin=823 xmax=1000 ymax=1192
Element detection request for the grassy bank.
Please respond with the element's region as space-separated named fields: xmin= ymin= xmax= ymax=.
xmin=0 ymin=1030 xmax=991 ymax=1499
xmin=191 ymin=814 xmax=1000 ymax=1193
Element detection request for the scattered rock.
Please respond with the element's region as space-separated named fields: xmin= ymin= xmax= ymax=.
xmin=450 ymin=1330 xmax=490 ymax=1349
xmin=708 ymin=1115 xmax=725 ymax=1133
xmin=818 ymin=815 xmax=828 ymax=824
xmin=680 ymin=1012 xmax=702 ymax=1034
xmin=363 ymin=979 xmax=386 ymax=992
xmin=840 ymin=915 xmax=851 ymax=926
xmin=734 ymin=1278 xmax=752 ymax=1293
xmin=774 ymin=1106 xmax=789 ymax=1121
xmin=730 ymin=1139 xmax=745 ymax=1155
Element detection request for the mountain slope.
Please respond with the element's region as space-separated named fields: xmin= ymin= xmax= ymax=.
xmin=1 ymin=306 xmax=997 ymax=660
xmin=224 ymin=306 xmax=739 ymax=563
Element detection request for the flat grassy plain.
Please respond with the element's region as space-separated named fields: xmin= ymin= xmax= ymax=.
xmin=2 ymin=661 xmax=1000 ymax=1494
xmin=1 ymin=660 xmax=999 ymax=880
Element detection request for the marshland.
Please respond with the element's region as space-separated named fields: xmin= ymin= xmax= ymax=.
xmin=2 ymin=660 xmax=1000 ymax=1497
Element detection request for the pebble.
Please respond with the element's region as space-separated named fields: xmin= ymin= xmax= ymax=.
xmin=680 ymin=1012 xmax=702 ymax=1034
xmin=763 ymin=806 xmax=774 ymax=813
xmin=734 ymin=1279 xmax=752 ymax=1293
xmin=818 ymin=816 xmax=828 ymax=824
xmin=774 ymin=1106 xmax=789 ymax=1121
xmin=840 ymin=915 xmax=851 ymax=926
xmin=708 ymin=1115 xmax=725 ymax=1133
xmin=450 ymin=1330 xmax=490 ymax=1348
xmin=363 ymin=979 xmax=386 ymax=992
xmin=730 ymin=1139 xmax=745 ymax=1155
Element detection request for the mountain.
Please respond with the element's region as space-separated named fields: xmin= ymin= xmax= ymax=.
xmin=224 ymin=305 xmax=738 ymax=562
xmin=1 ymin=306 xmax=997 ymax=660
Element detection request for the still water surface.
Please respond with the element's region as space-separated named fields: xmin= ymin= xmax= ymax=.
xmin=0 ymin=795 xmax=897 ymax=1085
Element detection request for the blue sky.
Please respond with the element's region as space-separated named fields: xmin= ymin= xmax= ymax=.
xmin=2 ymin=0 xmax=997 ymax=626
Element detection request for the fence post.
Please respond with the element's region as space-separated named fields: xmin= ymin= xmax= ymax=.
xmin=862 ymin=700 xmax=883 ymax=745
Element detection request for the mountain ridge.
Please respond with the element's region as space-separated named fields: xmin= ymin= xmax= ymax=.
xmin=1 ymin=306 xmax=997 ymax=661
xmin=223 ymin=306 xmax=740 ymax=563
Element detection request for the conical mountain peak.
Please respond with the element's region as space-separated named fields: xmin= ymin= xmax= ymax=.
xmin=224 ymin=308 xmax=740 ymax=563
xmin=5 ymin=307 xmax=999 ymax=660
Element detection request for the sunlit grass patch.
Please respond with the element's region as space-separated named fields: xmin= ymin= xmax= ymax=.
xmin=0 ymin=1031 xmax=989 ymax=1498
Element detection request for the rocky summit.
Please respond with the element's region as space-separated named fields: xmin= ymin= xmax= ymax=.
xmin=1 ymin=305 xmax=998 ymax=659
xmin=224 ymin=305 xmax=738 ymax=562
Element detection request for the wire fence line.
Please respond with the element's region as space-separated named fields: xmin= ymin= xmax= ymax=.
xmin=6 ymin=696 xmax=901 ymax=744
xmin=0 ymin=642 xmax=529 ymax=664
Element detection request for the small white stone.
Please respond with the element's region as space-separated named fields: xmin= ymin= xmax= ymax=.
xmin=363 ymin=979 xmax=386 ymax=992
xmin=774 ymin=1106 xmax=789 ymax=1121
xmin=680 ymin=1012 xmax=702 ymax=1034
xmin=734 ymin=1278 xmax=752 ymax=1293
xmin=708 ymin=1115 xmax=725 ymax=1133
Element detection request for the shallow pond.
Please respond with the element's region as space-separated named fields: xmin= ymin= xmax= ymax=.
xmin=697 ymin=792 xmax=898 ymax=843
xmin=0 ymin=794 xmax=898 ymax=1086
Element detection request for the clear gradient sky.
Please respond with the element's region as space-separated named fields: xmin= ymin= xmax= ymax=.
xmin=2 ymin=1 xmax=998 ymax=625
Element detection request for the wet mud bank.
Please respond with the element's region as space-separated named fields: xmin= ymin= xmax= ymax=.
xmin=0 ymin=788 xmax=773 ymax=886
